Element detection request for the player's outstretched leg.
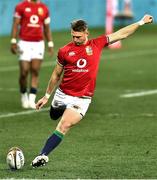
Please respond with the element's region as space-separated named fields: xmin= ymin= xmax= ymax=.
xmin=31 ymin=108 xmax=82 ymax=168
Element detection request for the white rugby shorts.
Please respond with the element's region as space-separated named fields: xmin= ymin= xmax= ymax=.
xmin=18 ymin=40 xmax=45 ymax=61
xmin=51 ymin=89 xmax=92 ymax=117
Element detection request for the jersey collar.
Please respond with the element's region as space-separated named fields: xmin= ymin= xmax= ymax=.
xmin=73 ymin=40 xmax=90 ymax=47
xmin=27 ymin=0 xmax=41 ymax=3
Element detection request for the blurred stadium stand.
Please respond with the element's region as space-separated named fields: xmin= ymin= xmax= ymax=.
xmin=0 ymin=0 xmax=156 ymax=35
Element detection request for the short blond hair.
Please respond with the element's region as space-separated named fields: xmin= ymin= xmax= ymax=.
xmin=71 ymin=19 xmax=88 ymax=32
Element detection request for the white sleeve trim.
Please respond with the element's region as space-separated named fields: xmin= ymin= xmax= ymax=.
xmin=56 ymin=59 xmax=64 ymax=67
xmin=14 ymin=14 xmax=21 ymax=19
xmin=106 ymin=35 xmax=110 ymax=44
xmin=44 ymin=17 xmax=51 ymax=25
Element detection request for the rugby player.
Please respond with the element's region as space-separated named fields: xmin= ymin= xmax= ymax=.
xmin=31 ymin=14 xmax=153 ymax=167
xmin=10 ymin=0 xmax=54 ymax=109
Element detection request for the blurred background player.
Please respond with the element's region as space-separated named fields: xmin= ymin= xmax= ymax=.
xmin=114 ymin=0 xmax=134 ymax=19
xmin=10 ymin=0 xmax=54 ymax=109
xmin=31 ymin=14 xmax=153 ymax=167
xmin=106 ymin=0 xmax=134 ymax=49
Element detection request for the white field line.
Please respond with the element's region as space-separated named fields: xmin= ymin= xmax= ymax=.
xmin=120 ymin=89 xmax=157 ymax=98
xmin=0 ymin=61 xmax=55 ymax=72
xmin=0 ymin=107 xmax=49 ymax=119
xmin=0 ymin=49 xmax=157 ymax=72
xmin=0 ymin=87 xmax=43 ymax=92
xmin=0 ymin=87 xmax=18 ymax=91
xmin=105 ymin=48 xmax=157 ymax=60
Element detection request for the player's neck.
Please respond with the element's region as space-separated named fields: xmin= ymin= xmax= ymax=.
xmin=29 ymin=0 xmax=39 ymax=3
xmin=83 ymin=37 xmax=88 ymax=45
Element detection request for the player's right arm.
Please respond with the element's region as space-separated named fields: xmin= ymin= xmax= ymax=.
xmin=108 ymin=14 xmax=153 ymax=44
xmin=36 ymin=63 xmax=64 ymax=110
xmin=10 ymin=17 xmax=20 ymax=54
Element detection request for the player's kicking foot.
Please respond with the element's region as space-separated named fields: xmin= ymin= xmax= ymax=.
xmin=31 ymin=155 xmax=49 ymax=168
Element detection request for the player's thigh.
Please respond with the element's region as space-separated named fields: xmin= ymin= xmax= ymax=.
xmin=67 ymin=97 xmax=91 ymax=117
xmin=62 ymin=108 xmax=82 ymax=125
xmin=31 ymin=59 xmax=42 ymax=73
xmin=56 ymin=108 xmax=82 ymax=133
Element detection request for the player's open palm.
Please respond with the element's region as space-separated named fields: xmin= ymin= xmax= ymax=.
xmin=142 ymin=14 xmax=153 ymax=24
xmin=36 ymin=96 xmax=48 ymax=110
xmin=48 ymin=47 xmax=54 ymax=57
xmin=11 ymin=44 xmax=18 ymax=54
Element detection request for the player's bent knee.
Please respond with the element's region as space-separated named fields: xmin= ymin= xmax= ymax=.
xmin=31 ymin=69 xmax=39 ymax=77
xmin=49 ymin=105 xmax=66 ymax=120
xmin=57 ymin=121 xmax=72 ymax=134
xmin=20 ymin=72 xmax=28 ymax=79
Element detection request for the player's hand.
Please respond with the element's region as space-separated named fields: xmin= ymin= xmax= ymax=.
xmin=10 ymin=43 xmax=18 ymax=54
xmin=36 ymin=96 xmax=48 ymax=110
xmin=48 ymin=47 xmax=54 ymax=57
xmin=142 ymin=14 xmax=153 ymax=24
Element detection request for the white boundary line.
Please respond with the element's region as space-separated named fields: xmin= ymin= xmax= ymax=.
xmin=120 ymin=89 xmax=157 ymax=98
xmin=0 ymin=49 xmax=157 ymax=72
xmin=105 ymin=48 xmax=157 ymax=60
xmin=0 ymin=107 xmax=49 ymax=119
xmin=0 ymin=87 xmax=18 ymax=92
xmin=0 ymin=61 xmax=55 ymax=72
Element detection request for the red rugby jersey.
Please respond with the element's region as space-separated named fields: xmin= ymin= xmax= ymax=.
xmin=14 ymin=0 xmax=50 ymax=41
xmin=57 ymin=35 xmax=109 ymax=97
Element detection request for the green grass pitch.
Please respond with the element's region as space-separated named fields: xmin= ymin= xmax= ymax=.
xmin=0 ymin=25 xmax=157 ymax=178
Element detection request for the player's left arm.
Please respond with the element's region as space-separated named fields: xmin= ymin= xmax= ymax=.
xmin=44 ymin=22 xmax=54 ymax=57
xmin=108 ymin=14 xmax=153 ymax=44
xmin=10 ymin=17 xmax=21 ymax=54
xmin=36 ymin=63 xmax=63 ymax=110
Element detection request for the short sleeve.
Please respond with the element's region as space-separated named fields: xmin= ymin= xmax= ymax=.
xmin=93 ymin=35 xmax=109 ymax=49
xmin=44 ymin=5 xmax=51 ymax=24
xmin=45 ymin=6 xmax=50 ymax=19
xmin=14 ymin=4 xmax=23 ymax=18
xmin=57 ymin=48 xmax=66 ymax=67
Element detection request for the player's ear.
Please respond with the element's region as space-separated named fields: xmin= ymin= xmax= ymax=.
xmin=86 ymin=30 xmax=89 ymax=36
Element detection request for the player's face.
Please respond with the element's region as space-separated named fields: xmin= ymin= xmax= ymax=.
xmin=71 ymin=30 xmax=89 ymax=46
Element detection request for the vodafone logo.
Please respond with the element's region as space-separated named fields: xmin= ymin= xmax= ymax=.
xmin=28 ymin=15 xmax=40 ymax=27
xmin=76 ymin=59 xmax=87 ymax=68
xmin=30 ymin=15 xmax=39 ymax=24
xmin=72 ymin=58 xmax=88 ymax=72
